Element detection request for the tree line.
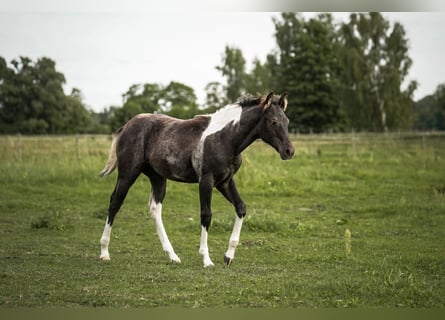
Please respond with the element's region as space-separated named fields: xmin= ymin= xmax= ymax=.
xmin=1 ymin=12 xmax=444 ymax=134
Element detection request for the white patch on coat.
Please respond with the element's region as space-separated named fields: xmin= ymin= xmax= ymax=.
xmin=193 ymin=104 xmax=242 ymax=178
xmin=201 ymin=104 xmax=242 ymax=140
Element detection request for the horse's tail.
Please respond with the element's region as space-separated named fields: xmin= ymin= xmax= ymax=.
xmin=98 ymin=127 xmax=123 ymax=177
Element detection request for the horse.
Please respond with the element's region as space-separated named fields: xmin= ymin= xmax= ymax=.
xmin=98 ymin=92 xmax=295 ymax=267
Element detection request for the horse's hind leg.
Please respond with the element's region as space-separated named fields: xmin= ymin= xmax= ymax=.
xmin=100 ymin=171 xmax=140 ymax=260
xmin=147 ymin=173 xmax=181 ymax=263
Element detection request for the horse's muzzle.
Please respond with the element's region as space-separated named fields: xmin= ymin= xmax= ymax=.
xmin=280 ymin=145 xmax=295 ymax=160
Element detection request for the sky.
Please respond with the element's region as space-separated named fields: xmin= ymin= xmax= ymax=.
xmin=1 ymin=2 xmax=445 ymax=112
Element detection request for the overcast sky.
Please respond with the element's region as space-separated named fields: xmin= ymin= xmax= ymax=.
xmin=1 ymin=3 xmax=444 ymax=112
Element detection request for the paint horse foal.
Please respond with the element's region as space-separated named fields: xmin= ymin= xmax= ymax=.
xmin=99 ymin=92 xmax=294 ymax=267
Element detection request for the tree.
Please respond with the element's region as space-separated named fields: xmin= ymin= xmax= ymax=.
xmin=413 ymin=95 xmax=437 ymax=130
xmin=122 ymin=83 xmax=163 ymax=114
xmin=210 ymin=49 xmax=276 ymax=110
xmin=62 ymin=88 xmax=95 ymax=133
xmin=91 ymin=106 xmax=113 ymax=133
xmin=108 ymin=81 xmax=199 ymax=130
xmin=434 ymin=83 xmax=445 ymax=130
xmin=273 ymin=13 xmax=344 ymax=133
xmin=0 ymin=56 xmax=94 ymax=134
xmin=161 ymin=81 xmax=199 ymax=119
xmin=245 ymin=56 xmax=278 ymax=96
xmin=414 ymin=83 xmax=445 ymax=130
xmin=216 ymin=46 xmax=247 ymax=103
xmin=337 ymin=13 xmax=417 ymax=131
xmin=108 ymin=83 xmax=162 ymax=130
xmin=203 ymin=81 xmax=225 ymax=113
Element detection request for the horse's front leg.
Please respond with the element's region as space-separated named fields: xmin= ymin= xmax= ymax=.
xmin=199 ymin=174 xmax=215 ymax=267
xmin=217 ymin=178 xmax=246 ymax=266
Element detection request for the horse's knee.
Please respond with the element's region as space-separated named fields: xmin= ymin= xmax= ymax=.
xmin=200 ymin=210 xmax=212 ymax=230
xmin=236 ymin=202 xmax=246 ymax=218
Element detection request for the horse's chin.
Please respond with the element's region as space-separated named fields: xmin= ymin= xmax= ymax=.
xmin=280 ymin=153 xmax=293 ymax=160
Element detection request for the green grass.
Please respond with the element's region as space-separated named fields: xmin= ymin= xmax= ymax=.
xmin=0 ymin=133 xmax=444 ymax=307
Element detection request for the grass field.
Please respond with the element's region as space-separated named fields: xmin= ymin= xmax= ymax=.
xmin=0 ymin=133 xmax=444 ymax=307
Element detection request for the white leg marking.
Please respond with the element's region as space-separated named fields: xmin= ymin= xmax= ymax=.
xmin=225 ymin=216 xmax=244 ymax=261
xmin=149 ymin=198 xmax=181 ymax=263
xmin=199 ymin=226 xmax=215 ymax=267
xmin=100 ymin=219 xmax=112 ymax=260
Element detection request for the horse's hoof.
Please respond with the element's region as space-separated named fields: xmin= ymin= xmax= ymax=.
xmin=100 ymin=255 xmax=110 ymax=261
xmin=224 ymin=255 xmax=233 ymax=266
xmin=169 ymin=254 xmax=181 ymax=264
xmin=203 ymin=262 xmax=215 ymax=268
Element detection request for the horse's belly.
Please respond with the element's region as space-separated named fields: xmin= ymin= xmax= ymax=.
xmin=167 ymin=164 xmax=199 ymax=183
xmin=152 ymin=154 xmax=199 ymax=183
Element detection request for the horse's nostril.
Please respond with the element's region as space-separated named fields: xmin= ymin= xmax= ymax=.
xmin=286 ymin=149 xmax=292 ymax=157
xmin=285 ymin=147 xmax=295 ymax=158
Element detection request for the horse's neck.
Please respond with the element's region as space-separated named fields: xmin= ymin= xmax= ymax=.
xmin=233 ymin=107 xmax=262 ymax=155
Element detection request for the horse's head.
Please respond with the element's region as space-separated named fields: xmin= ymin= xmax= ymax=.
xmin=258 ymin=92 xmax=295 ymax=160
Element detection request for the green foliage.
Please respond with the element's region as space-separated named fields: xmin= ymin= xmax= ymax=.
xmin=245 ymin=56 xmax=278 ymax=96
xmin=0 ymin=134 xmax=444 ymax=307
xmin=162 ymin=81 xmax=199 ymax=119
xmin=0 ymin=57 xmax=202 ymax=134
xmin=216 ymin=46 xmax=247 ymax=103
xmin=273 ymin=13 xmax=343 ymax=133
xmin=414 ymin=83 xmax=445 ymax=130
xmin=107 ymin=81 xmax=199 ymax=130
xmin=210 ymin=42 xmax=279 ymax=109
xmin=0 ymin=56 xmax=94 ymax=134
xmin=337 ymin=13 xmax=417 ymax=131
xmin=203 ymin=81 xmax=225 ymax=113
xmin=210 ymin=13 xmax=420 ymax=133
xmin=0 ymin=13 xmax=437 ymax=134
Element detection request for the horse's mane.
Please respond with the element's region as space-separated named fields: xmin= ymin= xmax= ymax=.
xmin=236 ymin=95 xmax=264 ymax=108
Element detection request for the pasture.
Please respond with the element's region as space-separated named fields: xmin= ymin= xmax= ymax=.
xmin=0 ymin=133 xmax=444 ymax=307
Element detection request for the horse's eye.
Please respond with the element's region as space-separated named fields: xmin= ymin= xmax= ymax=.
xmin=271 ymin=120 xmax=278 ymax=126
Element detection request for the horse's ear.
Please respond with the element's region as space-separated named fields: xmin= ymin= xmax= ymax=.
xmin=279 ymin=92 xmax=288 ymax=112
xmin=262 ymin=92 xmax=274 ymax=112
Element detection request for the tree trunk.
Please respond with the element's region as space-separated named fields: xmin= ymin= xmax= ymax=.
xmin=379 ymin=99 xmax=388 ymax=132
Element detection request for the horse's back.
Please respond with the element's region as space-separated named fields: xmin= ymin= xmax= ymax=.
xmin=118 ymin=113 xmax=210 ymax=182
